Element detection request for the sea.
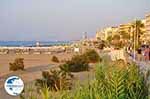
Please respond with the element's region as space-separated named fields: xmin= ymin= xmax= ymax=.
xmin=0 ymin=41 xmax=71 ymax=47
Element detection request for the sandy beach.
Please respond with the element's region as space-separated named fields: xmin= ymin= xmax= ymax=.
xmin=0 ymin=53 xmax=73 ymax=81
xmin=0 ymin=53 xmax=74 ymax=98
xmin=0 ymin=52 xmax=95 ymax=99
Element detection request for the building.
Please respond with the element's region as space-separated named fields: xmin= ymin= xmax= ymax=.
xmin=118 ymin=23 xmax=132 ymax=33
xmin=140 ymin=19 xmax=147 ymax=42
xmin=118 ymin=22 xmax=134 ymax=41
xmin=82 ymin=32 xmax=88 ymax=40
xmin=95 ymin=13 xmax=150 ymax=43
xmin=96 ymin=27 xmax=118 ymax=41
xmin=145 ymin=14 xmax=150 ymax=42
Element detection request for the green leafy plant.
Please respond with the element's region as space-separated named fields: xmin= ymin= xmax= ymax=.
xmin=95 ymin=61 xmax=148 ymax=99
xmin=35 ymin=67 xmax=73 ymax=91
xmin=21 ymin=59 xmax=148 ymax=99
xmin=20 ymin=84 xmax=39 ymax=99
xmin=40 ymin=85 xmax=51 ymax=99
xmin=60 ymin=62 xmax=148 ymax=99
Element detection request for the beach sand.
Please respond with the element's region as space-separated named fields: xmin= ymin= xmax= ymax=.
xmin=0 ymin=53 xmax=95 ymax=99
xmin=0 ymin=53 xmax=73 ymax=99
xmin=0 ymin=53 xmax=72 ymax=73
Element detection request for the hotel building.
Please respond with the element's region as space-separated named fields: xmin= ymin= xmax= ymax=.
xmin=145 ymin=14 xmax=150 ymax=42
xmin=96 ymin=27 xmax=118 ymax=41
xmin=118 ymin=23 xmax=132 ymax=33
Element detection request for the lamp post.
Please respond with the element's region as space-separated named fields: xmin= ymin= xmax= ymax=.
xmin=133 ymin=19 xmax=137 ymax=61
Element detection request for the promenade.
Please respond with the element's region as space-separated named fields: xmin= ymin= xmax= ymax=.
xmin=128 ymin=56 xmax=150 ymax=72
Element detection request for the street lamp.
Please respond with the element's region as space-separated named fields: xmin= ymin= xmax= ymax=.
xmin=133 ymin=19 xmax=137 ymax=61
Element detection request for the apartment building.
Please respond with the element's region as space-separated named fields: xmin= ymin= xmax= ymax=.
xmin=145 ymin=14 xmax=150 ymax=42
xmin=96 ymin=27 xmax=118 ymax=41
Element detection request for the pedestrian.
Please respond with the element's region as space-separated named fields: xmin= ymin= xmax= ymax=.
xmin=144 ymin=45 xmax=149 ymax=61
xmin=149 ymin=46 xmax=150 ymax=61
xmin=137 ymin=48 xmax=142 ymax=61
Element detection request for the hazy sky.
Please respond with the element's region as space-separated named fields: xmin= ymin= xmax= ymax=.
xmin=0 ymin=0 xmax=150 ymax=41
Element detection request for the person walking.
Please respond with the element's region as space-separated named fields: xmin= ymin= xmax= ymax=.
xmin=149 ymin=46 xmax=150 ymax=61
xmin=144 ymin=46 xmax=149 ymax=61
xmin=137 ymin=48 xmax=142 ymax=61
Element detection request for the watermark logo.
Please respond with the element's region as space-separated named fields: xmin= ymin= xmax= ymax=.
xmin=4 ymin=76 xmax=24 ymax=96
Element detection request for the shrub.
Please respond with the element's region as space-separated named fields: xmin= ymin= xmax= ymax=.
xmin=94 ymin=62 xmax=148 ymax=99
xmin=9 ymin=58 xmax=24 ymax=71
xmin=59 ymin=64 xmax=74 ymax=78
xmin=51 ymin=56 xmax=59 ymax=63
xmin=65 ymin=55 xmax=89 ymax=72
xmin=35 ymin=67 xmax=73 ymax=91
xmin=21 ymin=61 xmax=149 ymax=99
xmin=60 ymin=49 xmax=100 ymax=72
xmin=61 ymin=62 xmax=148 ymax=99
xmin=83 ymin=49 xmax=101 ymax=63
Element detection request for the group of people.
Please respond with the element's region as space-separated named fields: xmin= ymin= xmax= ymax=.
xmin=136 ymin=45 xmax=150 ymax=61
xmin=127 ymin=45 xmax=150 ymax=62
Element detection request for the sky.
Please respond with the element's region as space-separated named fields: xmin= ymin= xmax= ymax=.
xmin=0 ymin=0 xmax=150 ymax=41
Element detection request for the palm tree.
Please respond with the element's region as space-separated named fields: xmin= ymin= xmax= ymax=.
xmin=132 ymin=20 xmax=145 ymax=48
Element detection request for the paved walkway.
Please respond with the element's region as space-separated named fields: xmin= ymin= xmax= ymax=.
xmin=128 ymin=56 xmax=150 ymax=72
xmin=136 ymin=61 xmax=150 ymax=72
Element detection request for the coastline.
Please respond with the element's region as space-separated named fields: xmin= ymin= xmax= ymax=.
xmin=0 ymin=46 xmax=72 ymax=55
xmin=0 ymin=41 xmax=71 ymax=47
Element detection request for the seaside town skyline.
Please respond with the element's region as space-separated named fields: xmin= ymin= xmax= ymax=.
xmin=0 ymin=1 xmax=150 ymax=99
xmin=0 ymin=13 xmax=149 ymax=42
xmin=0 ymin=0 xmax=150 ymax=41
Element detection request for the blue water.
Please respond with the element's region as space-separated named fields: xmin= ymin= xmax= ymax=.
xmin=0 ymin=41 xmax=71 ymax=47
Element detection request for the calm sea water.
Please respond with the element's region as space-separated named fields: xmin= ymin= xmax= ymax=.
xmin=0 ymin=41 xmax=71 ymax=47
